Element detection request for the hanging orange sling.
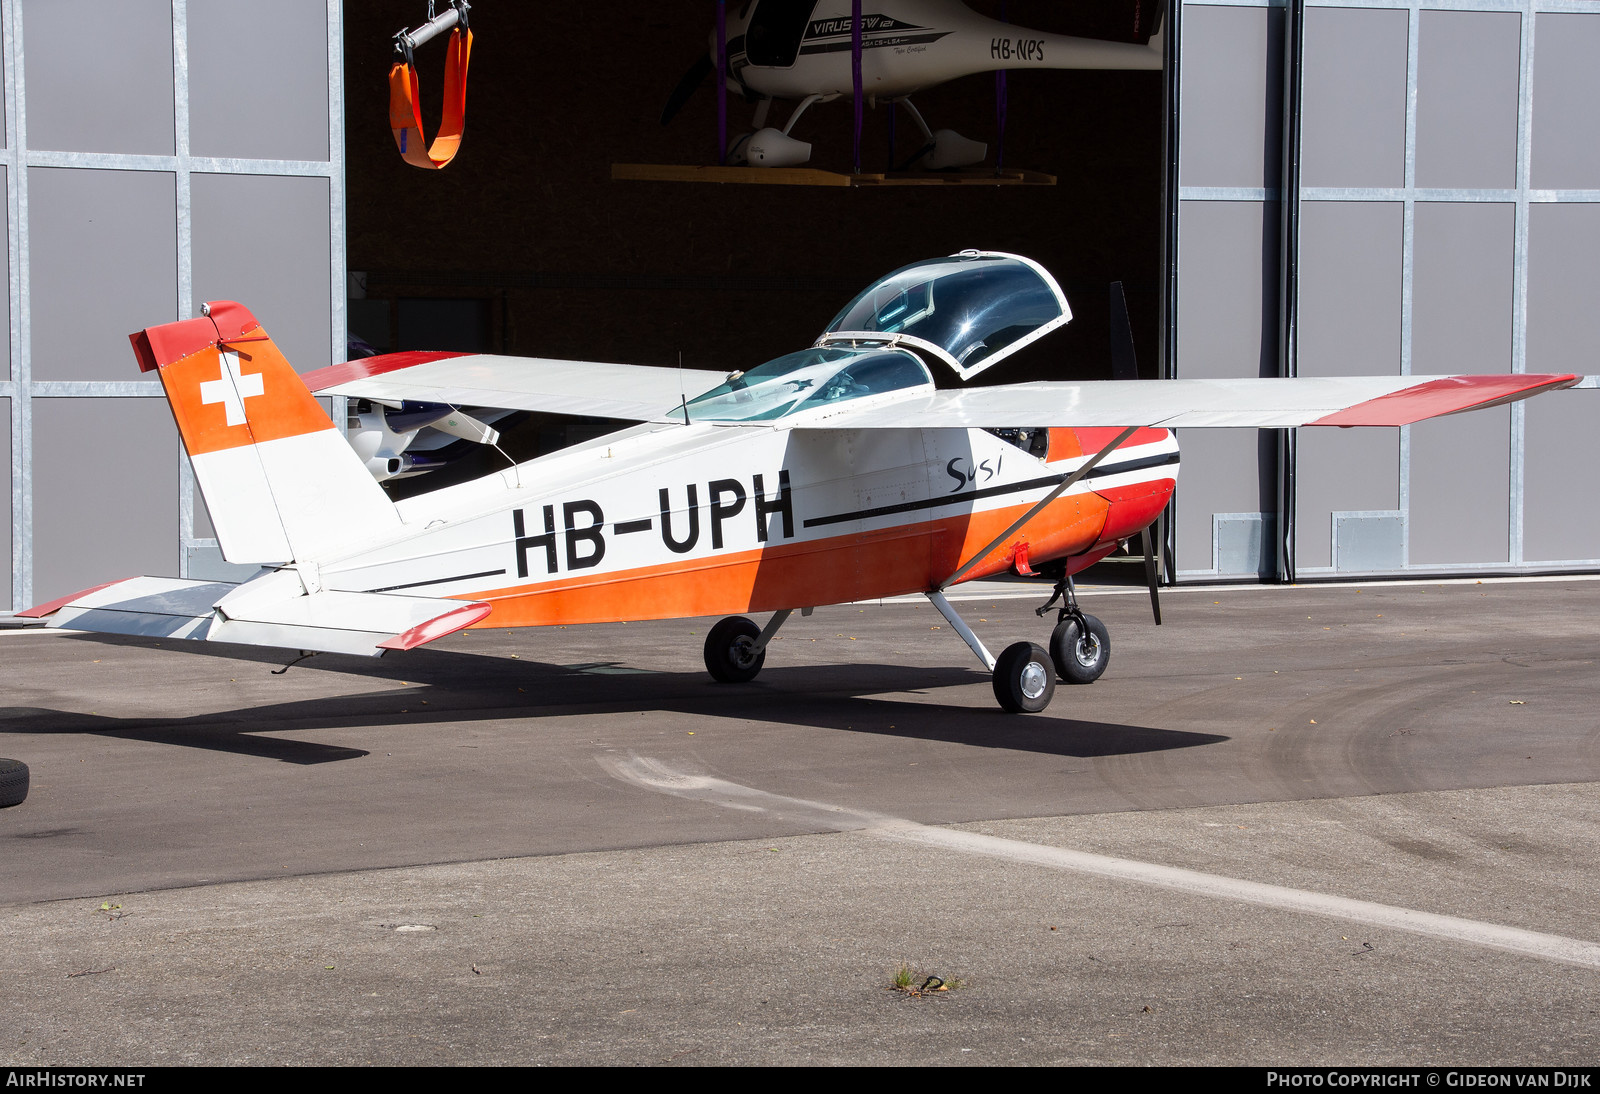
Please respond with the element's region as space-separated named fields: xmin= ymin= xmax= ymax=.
xmin=388 ymin=5 xmax=473 ymax=170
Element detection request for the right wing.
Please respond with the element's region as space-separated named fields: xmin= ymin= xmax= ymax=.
xmin=783 ymin=374 xmax=1584 ymax=430
xmin=304 ymin=351 xmax=727 ymax=423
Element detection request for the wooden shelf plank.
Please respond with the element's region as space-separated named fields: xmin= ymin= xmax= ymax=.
xmin=611 ymin=164 xmax=1056 ymax=187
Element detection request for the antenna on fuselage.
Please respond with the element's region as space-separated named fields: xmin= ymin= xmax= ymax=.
xmin=678 ymin=351 xmax=690 ymax=426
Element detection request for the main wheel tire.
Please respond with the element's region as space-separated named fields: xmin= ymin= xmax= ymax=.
xmin=992 ymin=641 xmax=1056 ymax=714
xmin=0 ymin=758 xmax=29 ymax=808
xmin=703 ymin=616 xmax=765 ymax=683
xmin=1050 ymin=614 xmax=1110 ymax=685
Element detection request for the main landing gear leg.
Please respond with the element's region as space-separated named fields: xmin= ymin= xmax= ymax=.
xmin=703 ymin=609 xmax=793 ymax=684
xmin=1035 ymin=567 xmax=1110 ymax=685
xmin=927 ymin=591 xmax=1055 ymax=715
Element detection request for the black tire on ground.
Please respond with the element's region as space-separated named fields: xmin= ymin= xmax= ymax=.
xmin=1050 ymin=614 xmax=1110 ymax=685
xmin=0 ymin=758 xmax=29 ymax=808
xmin=703 ymin=616 xmax=765 ymax=683
xmin=992 ymin=641 xmax=1056 ymax=714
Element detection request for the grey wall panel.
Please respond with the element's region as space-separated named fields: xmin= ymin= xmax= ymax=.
xmin=191 ymin=174 xmax=332 ymax=372
xmin=1295 ymin=430 xmax=1400 ymax=569
xmin=1523 ymin=391 xmax=1600 ymax=563
xmin=1530 ymin=13 xmax=1600 ymax=191
xmin=1297 ymin=201 xmax=1402 ymax=377
xmin=1175 ymin=431 xmax=1267 ymax=574
xmin=1335 ymin=513 xmax=1404 ymax=572
xmin=1178 ymin=4 xmax=1283 ymax=188
xmin=1408 ymin=406 xmax=1510 ymax=565
xmin=187 ymin=0 xmax=330 ymax=162
xmin=0 ymin=401 xmax=8 ymax=609
xmin=0 ymin=166 xmax=8 ymax=382
xmin=1414 ymin=10 xmax=1519 ymax=191
xmin=1301 ymin=7 xmax=1408 ymax=189
xmin=28 ymin=168 xmax=178 ymax=381
xmin=31 ymin=399 xmax=178 ymax=601
xmin=1526 ymin=203 xmax=1600 ymax=377
xmin=1175 ymin=199 xmax=1276 ymax=575
xmin=1411 ymin=202 xmax=1514 ymax=376
xmin=20 ymin=0 xmax=174 ymax=155
xmin=1177 ymin=200 xmax=1277 ymax=378
xmin=194 ymin=490 xmax=215 ymax=540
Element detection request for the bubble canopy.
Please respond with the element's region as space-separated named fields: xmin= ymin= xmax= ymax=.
xmin=818 ymin=251 xmax=1072 ymax=381
xmin=671 ymin=346 xmax=933 ymax=423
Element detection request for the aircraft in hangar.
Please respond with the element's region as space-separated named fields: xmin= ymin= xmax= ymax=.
xmin=21 ymin=251 xmax=1578 ymax=713
xmin=662 ymin=0 xmax=1165 ymax=168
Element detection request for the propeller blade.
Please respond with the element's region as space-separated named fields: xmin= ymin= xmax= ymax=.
xmin=661 ymin=53 xmax=715 ymax=126
xmin=1141 ymin=525 xmax=1163 ymax=625
xmin=1109 ymin=280 xmax=1138 ymax=381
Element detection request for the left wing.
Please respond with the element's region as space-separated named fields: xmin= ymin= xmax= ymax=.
xmin=305 ymin=351 xmax=727 ymax=423
xmin=779 ymin=373 xmax=1583 ymax=430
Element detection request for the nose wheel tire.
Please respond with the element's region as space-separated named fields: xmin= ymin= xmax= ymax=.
xmin=1050 ymin=614 xmax=1110 ymax=684
xmin=992 ymin=641 xmax=1056 ymax=713
xmin=704 ymin=616 xmax=766 ymax=683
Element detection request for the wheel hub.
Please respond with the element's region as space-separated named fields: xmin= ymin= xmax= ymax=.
xmin=1020 ymin=660 xmax=1048 ymax=700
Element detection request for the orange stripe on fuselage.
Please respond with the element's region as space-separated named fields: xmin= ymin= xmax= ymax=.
xmin=459 ymin=492 xmax=1110 ymax=628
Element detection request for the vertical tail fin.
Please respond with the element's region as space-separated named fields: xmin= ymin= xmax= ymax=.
xmin=131 ymin=302 xmax=403 ymax=563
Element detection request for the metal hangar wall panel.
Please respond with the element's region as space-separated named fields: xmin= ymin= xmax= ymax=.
xmin=1169 ymin=0 xmax=1600 ymax=581
xmin=1 ymin=0 xmax=345 ymax=611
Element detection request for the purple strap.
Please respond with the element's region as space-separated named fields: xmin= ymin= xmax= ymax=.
xmin=995 ymin=0 xmax=1008 ymax=172
xmin=716 ymin=0 xmax=727 ymax=165
xmin=852 ymin=0 xmax=863 ymax=174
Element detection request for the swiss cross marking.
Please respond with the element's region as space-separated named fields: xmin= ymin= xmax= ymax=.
xmin=198 ymin=351 xmax=265 ymax=427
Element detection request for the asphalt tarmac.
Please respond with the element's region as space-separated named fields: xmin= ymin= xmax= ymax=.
xmin=1 ymin=577 xmax=1597 ymax=1066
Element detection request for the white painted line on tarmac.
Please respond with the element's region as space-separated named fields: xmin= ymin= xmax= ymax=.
xmin=605 ymin=755 xmax=1600 ymax=971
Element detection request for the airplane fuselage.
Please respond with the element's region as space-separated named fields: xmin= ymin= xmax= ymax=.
xmin=316 ymin=421 xmax=1179 ymax=628
xmin=722 ymin=0 xmax=1162 ymax=102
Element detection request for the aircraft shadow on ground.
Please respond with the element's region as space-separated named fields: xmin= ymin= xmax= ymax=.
xmin=1 ymin=634 xmax=1227 ymax=762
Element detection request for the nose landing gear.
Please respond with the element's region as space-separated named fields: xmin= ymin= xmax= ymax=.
xmin=1036 ymin=567 xmax=1110 ymax=685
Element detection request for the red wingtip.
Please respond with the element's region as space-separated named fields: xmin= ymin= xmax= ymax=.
xmin=377 ymin=602 xmax=493 ymax=651
xmin=18 ymin=578 xmax=131 ymax=618
xmin=1310 ymin=374 xmax=1582 ymax=427
xmin=302 ymin=350 xmax=471 ymax=392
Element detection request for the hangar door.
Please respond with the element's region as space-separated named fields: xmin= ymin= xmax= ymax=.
xmin=1170 ymin=0 xmax=1600 ymax=581
xmin=0 ymin=0 xmax=345 ymax=613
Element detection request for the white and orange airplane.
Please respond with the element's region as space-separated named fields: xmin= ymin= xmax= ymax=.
xmin=663 ymin=0 xmax=1166 ymax=168
xmin=20 ymin=252 xmax=1579 ymax=713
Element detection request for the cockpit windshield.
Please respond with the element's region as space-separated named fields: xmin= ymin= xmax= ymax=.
xmin=671 ymin=346 xmax=932 ymax=423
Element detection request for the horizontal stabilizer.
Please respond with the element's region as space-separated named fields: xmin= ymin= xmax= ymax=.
xmin=25 ymin=575 xmax=489 ymax=658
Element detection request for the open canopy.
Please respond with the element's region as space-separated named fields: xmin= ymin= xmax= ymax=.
xmin=818 ymin=250 xmax=1071 ymax=380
